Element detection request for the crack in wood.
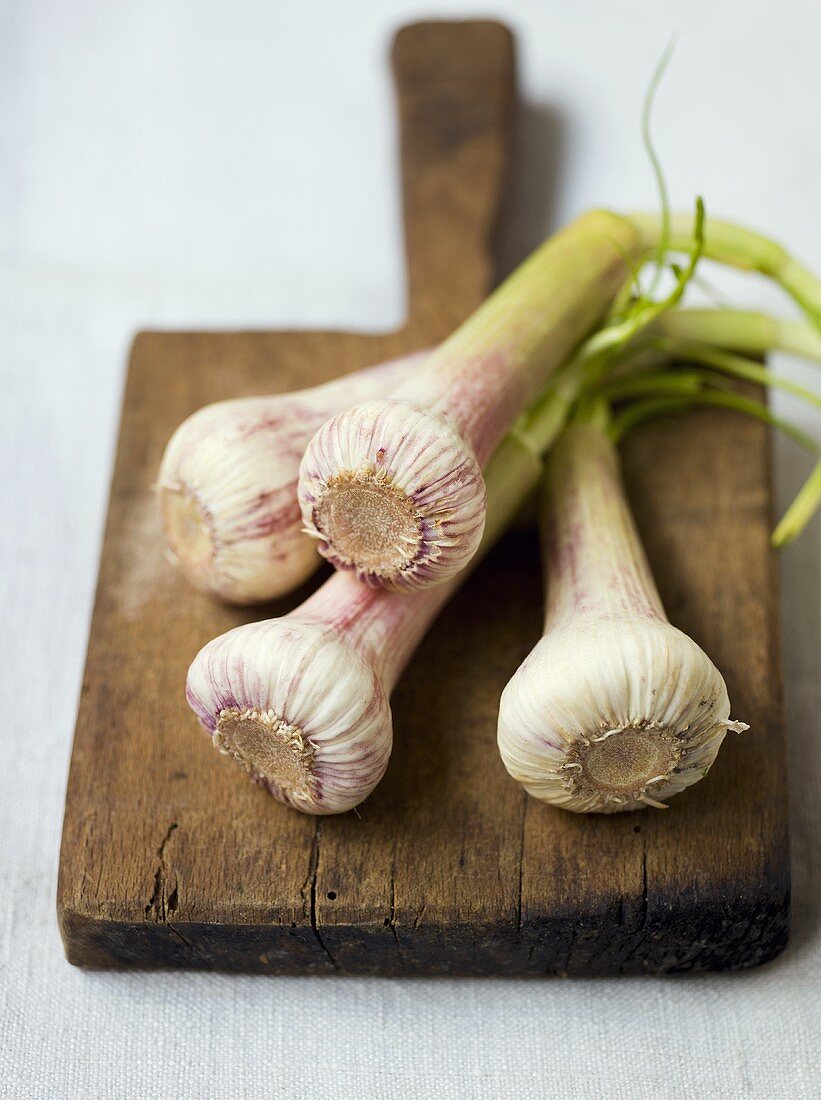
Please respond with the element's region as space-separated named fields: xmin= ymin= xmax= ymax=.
xmin=388 ymin=873 xmax=398 ymax=941
xmin=386 ymin=866 xmax=405 ymax=965
xmin=617 ymin=832 xmax=649 ymax=971
xmin=300 ymin=822 xmax=340 ymax=971
xmin=144 ymin=822 xmax=177 ymax=923
xmin=639 ymin=840 xmax=648 ymax=939
xmin=561 ymin=923 xmax=578 ymax=976
xmin=516 ymin=789 xmax=527 ymax=935
xmin=144 ymin=822 xmax=194 ymax=951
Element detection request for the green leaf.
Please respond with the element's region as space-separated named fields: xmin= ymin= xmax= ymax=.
xmin=641 ymin=38 xmax=676 ymax=299
xmin=771 ymin=458 xmax=821 ymax=547
xmin=660 ymin=340 xmax=821 ymax=410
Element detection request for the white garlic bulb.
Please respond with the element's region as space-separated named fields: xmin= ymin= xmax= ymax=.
xmin=498 ymin=422 xmax=747 ymax=813
xmin=298 ymin=398 xmax=487 ymax=591
xmin=186 ymin=608 xmax=393 ymax=815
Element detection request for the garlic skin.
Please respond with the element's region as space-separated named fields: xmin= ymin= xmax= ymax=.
xmin=299 ymin=211 xmax=642 ymax=591
xmin=498 ymin=619 xmax=746 ymax=813
xmin=298 ymin=399 xmax=487 ymax=590
xmin=186 ymin=613 xmax=392 ymax=815
xmin=497 ymin=422 xmax=747 ymax=813
xmin=158 ymin=352 xmax=424 ymax=605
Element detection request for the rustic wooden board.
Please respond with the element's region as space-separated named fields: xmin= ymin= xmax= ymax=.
xmin=58 ymin=20 xmax=789 ymax=974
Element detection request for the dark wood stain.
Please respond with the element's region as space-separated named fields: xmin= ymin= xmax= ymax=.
xmin=57 ymin=20 xmax=789 ymax=975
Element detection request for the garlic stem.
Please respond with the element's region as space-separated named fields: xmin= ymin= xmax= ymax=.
xmin=653 ymin=343 xmax=821 ymax=410
xmin=653 ymin=308 xmax=821 ymax=361
xmin=402 ymin=211 xmax=642 ymax=461
xmin=606 ymin=385 xmax=819 ymax=457
xmin=497 ymin=419 xmax=747 ymax=813
xmin=541 ymin=421 xmax=666 ymax=628
xmin=298 ymin=211 xmax=643 ymax=591
xmin=629 ymin=213 xmax=821 ymax=329
xmin=771 ymin=456 xmax=821 ymax=548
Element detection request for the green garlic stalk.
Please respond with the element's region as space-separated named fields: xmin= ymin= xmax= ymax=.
xmin=629 ymin=213 xmax=821 ymax=329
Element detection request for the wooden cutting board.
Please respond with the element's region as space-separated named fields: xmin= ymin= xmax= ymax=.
xmin=58 ymin=20 xmax=789 ymax=974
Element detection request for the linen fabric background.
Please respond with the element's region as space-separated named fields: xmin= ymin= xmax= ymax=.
xmin=1 ymin=1 xmax=819 ymax=1096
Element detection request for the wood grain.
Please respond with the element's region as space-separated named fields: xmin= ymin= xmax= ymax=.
xmin=57 ymin=20 xmax=788 ymax=975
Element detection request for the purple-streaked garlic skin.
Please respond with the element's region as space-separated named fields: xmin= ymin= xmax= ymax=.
xmin=298 ymin=399 xmax=487 ymax=590
xmin=187 ymin=435 xmax=545 ymax=815
xmin=186 ymin=570 xmax=457 ymax=814
xmin=186 ymin=610 xmax=393 ymax=814
xmin=298 ymin=210 xmax=642 ymax=590
xmin=158 ymin=351 xmax=426 ymax=605
xmin=497 ymin=422 xmax=747 ymax=814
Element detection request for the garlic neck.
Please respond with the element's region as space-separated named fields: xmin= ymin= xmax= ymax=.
xmin=293 ymin=571 xmax=447 ymax=691
xmin=395 ymin=211 xmax=641 ymax=465
xmin=542 ymin=421 xmax=667 ymax=630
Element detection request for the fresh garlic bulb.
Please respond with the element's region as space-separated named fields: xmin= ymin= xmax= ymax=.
xmin=188 ymin=436 xmax=544 ymax=814
xmin=186 ymin=606 xmax=392 ymax=814
xmin=299 ymin=398 xmax=487 ymax=590
xmin=299 ymin=211 xmax=642 ymax=591
xmin=157 ymin=351 xmax=425 ymax=604
xmin=497 ymin=421 xmax=747 ymax=813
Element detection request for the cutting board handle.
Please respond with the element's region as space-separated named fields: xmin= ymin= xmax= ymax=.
xmin=391 ymin=21 xmax=516 ymax=339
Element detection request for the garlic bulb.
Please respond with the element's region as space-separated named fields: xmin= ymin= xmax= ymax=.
xmin=299 ymin=211 xmax=643 ymax=592
xmin=186 ymin=606 xmax=392 ymax=814
xmin=188 ymin=436 xmax=544 ymax=813
xmin=298 ymin=398 xmax=487 ymax=591
xmin=497 ymin=421 xmax=747 ymax=813
xmin=158 ymin=351 xmax=425 ymax=604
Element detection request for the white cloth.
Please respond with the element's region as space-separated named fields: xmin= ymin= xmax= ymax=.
xmin=1 ymin=1 xmax=819 ymax=1097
